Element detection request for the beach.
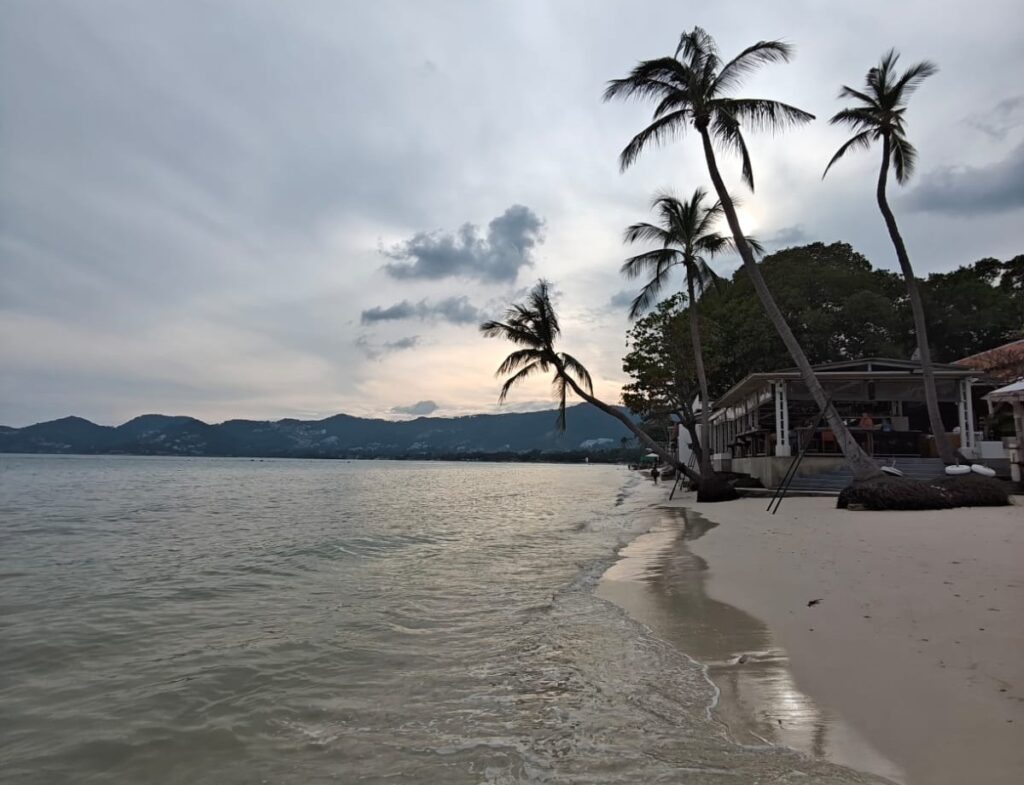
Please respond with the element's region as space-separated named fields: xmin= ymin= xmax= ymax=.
xmin=599 ymin=492 xmax=1023 ymax=785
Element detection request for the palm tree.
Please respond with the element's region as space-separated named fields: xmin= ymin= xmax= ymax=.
xmin=604 ymin=27 xmax=881 ymax=481
xmin=621 ymin=188 xmax=762 ymax=478
xmin=481 ymin=280 xmax=701 ymax=485
xmin=823 ymin=51 xmax=954 ymax=464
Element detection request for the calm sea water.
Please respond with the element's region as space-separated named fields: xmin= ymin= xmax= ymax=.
xmin=0 ymin=455 xmax=884 ymax=784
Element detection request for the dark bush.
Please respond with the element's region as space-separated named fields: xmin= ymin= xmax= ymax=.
xmin=930 ymin=475 xmax=1011 ymax=507
xmin=839 ymin=473 xmax=1013 ymax=510
xmin=697 ymin=473 xmax=740 ymax=503
xmin=837 ymin=476 xmax=952 ymax=511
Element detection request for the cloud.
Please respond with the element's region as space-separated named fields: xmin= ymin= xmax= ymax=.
xmin=906 ymin=142 xmax=1024 ymax=215
xmin=967 ymin=95 xmax=1024 ymax=141
xmin=361 ymin=296 xmax=483 ymax=325
xmin=391 ymin=400 xmax=439 ymax=416
xmin=765 ymin=224 xmax=809 ymax=247
xmin=355 ymin=335 xmax=421 ymax=360
xmin=382 ymin=205 xmax=544 ymax=282
xmin=608 ymin=290 xmax=635 ymax=309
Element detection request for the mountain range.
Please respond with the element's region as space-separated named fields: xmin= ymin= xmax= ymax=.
xmin=0 ymin=405 xmax=638 ymax=459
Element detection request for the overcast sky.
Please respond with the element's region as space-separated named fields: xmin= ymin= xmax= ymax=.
xmin=2 ymin=0 xmax=1022 ymax=426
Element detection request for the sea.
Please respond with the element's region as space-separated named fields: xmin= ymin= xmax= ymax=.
xmin=0 ymin=455 xmax=887 ymax=784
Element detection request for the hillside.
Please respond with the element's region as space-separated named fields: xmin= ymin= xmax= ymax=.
xmin=0 ymin=405 xmax=637 ymax=458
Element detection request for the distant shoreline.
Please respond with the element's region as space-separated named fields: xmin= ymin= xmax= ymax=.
xmin=0 ymin=451 xmax=638 ymax=466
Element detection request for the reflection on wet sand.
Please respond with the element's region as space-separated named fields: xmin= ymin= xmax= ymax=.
xmin=595 ymin=509 xmax=903 ymax=783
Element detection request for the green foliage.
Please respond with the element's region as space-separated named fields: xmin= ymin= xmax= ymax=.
xmin=621 ymin=293 xmax=700 ymax=421
xmin=622 ymin=243 xmax=1023 ymax=405
xmin=922 ymin=256 xmax=1024 ymax=361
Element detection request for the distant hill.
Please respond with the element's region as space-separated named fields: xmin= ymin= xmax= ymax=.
xmin=0 ymin=405 xmax=638 ymax=459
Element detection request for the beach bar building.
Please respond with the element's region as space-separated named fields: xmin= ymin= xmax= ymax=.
xmin=706 ymin=358 xmax=997 ymax=488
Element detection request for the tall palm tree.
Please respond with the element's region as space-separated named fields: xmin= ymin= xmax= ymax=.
xmin=621 ymin=188 xmax=762 ymax=477
xmin=823 ymin=51 xmax=954 ymax=464
xmin=481 ymin=280 xmax=701 ymax=484
xmin=605 ymin=27 xmax=881 ymax=481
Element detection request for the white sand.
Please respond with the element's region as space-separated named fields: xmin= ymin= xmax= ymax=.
xmin=678 ymin=495 xmax=1024 ymax=785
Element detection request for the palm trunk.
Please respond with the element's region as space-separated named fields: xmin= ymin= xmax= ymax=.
xmin=697 ymin=126 xmax=881 ymax=481
xmin=686 ymin=268 xmax=714 ymax=478
xmin=557 ymin=369 xmax=702 ymax=485
xmin=877 ymin=135 xmax=956 ymax=465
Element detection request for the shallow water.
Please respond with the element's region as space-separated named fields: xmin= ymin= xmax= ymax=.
xmin=1 ymin=455 xmax=889 ymax=783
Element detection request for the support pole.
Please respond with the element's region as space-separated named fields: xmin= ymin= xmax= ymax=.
xmin=963 ymin=378 xmax=976 ymax=455
xmin=774 ymin=380 xmax=791 ymax=457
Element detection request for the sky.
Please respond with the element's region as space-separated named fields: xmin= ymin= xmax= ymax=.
xmin=2 ymin=0 xmax=1022 ymax=427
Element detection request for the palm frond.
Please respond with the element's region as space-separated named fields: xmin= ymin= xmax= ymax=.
xmin=715 ymin=40 xmax=795 ymax=91
xmin=603 ymin=58 xmax=691 ymax=102
xmin=620 ymin=248 xmax=679 ymax=279
xmin=716 ymin=97 xmax=815 ymax=132
xmin=560 ymin=352 xmax=594 ymax=395
xmin=496 ymin=348 xmax=544 ymax=376
xmin=828 ymin=106 xmax=878 ymax=132
xmin=498 ymin=360 xmax=544 ymax=403
xmin=836 ymin=84 xmax=880 ymax=109
xmin=889 ymin=134 xmax=918 ymax=184
xmin=676 ymin=26 xmax=719 ymax=63
xmin=552 ymin=375 xmax=568 ymax=431
xmin=744 ymin=234 xmax=766 ymax=256
xmin=623 ymin=221 xmax=674 ymax=246
xmin=627 ymin=262 xmax=674 ymax=320
xmin=711 ymin=112 xmax=755 ymax=189
xmin=893 ymin=59 xmax=938 ymax=100
xmin=694 ymin=231 xmax=731 ymax=256
xmin=618 ymin=110 xmax=690 ymax=171
xmin=822 ymin=129 xmax=874 ymax=178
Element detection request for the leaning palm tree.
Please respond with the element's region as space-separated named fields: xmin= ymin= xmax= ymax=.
xmin=481 ymin=280 xmax=703 ymax=485
xmin=605 ymin=27 xmax=881 ymax=480
xmin=622 ymin=188 xmax=762 ymax=478
xmin=823 ymin=51 xmax=954 ymax=464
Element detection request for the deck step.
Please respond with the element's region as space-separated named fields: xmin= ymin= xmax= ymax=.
xmin=780 ymin=457 xmax=947 ymax=494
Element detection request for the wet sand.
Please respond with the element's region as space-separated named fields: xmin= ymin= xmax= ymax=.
xmin=667 ymin=495 xmax=1024 ymax=785
xmin=595 ymin=508 xmax=903 ymax=783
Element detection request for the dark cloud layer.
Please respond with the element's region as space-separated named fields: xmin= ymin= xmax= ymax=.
xmin=382 ymin=205 xmax=544 ymax=283
xmin=361 ymin=296 xmax=483 ymax=325
xmin=907 ymin=142 xmax=1024 ymax=215
xmin=391 ymin=400 xmax=439 ymax=416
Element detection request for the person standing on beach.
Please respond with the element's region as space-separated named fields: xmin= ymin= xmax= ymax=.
xmin=650 ymin=466 xmax=661 ymax=484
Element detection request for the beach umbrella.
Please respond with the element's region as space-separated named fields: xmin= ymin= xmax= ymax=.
xmin=640 ymin=452 xmax=659 ymax=462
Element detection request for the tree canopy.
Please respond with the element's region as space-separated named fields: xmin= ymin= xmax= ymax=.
xmin=622 ymin=243 xmax=1024 ymax=405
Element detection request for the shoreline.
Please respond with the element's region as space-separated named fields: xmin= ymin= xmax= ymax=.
xmin=668 ymin=495 xmax=1024 ymax=785
xmin=594 ymin=505 xmax=902 ymax=783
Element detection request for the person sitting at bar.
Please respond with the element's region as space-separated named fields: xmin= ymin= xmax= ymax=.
xmin=858 ymin=411 xmax=875 ymax=429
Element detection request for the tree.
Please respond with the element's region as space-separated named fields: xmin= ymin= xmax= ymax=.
xmin=480 ymin=280 xmax=701 ymax=484
xmin=621 ymin=293 xmax=704 ymax=466
xmin=824 ymin=50 xmax=954 ymax=463
xmin=605 ymin=27 xmax=881 ymax=480
xmin=621 ymin=189 xmax=760 ymax=477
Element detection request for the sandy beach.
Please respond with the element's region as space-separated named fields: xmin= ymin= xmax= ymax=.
xmin=599 ymin=493 xmax=1023 ymax=785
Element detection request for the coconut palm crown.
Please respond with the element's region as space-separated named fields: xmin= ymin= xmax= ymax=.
xmin=823 ymin=49 xmax=937 ymax=183
xmin=622 ymin=188 xmax=763 ymax=319
xmin=481 ymin=280 xmax=696 ymax=479
xmin=604 ymin=27 xmax=814 ymax=189
xmin=822 ymin=50 xmax=955 ymax=464
xmin=479 ymin=280 xmax=593 ymax=431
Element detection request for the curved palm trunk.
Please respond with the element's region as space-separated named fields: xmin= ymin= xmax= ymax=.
xmin=877 ymin=136 xmax=956 ymax=465
xmin=686 ymin=268 xmax=714 ymax=477
xmin=697 ymin=126 xmax=881 ymax=481
xmin=555 ymin=367 xmax=702 ymax=485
